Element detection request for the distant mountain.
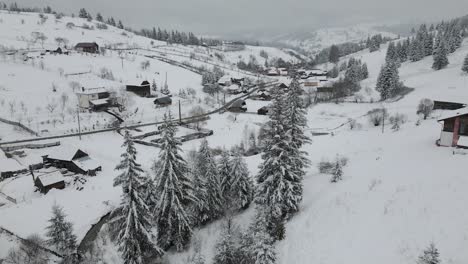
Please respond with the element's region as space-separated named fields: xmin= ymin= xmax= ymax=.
xmin=266 ymin=24 xmax=398 ymax=54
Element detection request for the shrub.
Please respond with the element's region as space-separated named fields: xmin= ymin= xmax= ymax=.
xmin=416 ymin=98 xmax=434 ymax=120
xmin=389 ymin=113 xmax=407 ymax=131
xmin=368 ymin=108 xmax=388 ymax=126
xmin=99 ymin=67 xmax=115 ymax=80
xmin=96 ymin=23 xmax=108 ymax=30
xmin=66 ymin=22 xmax=75 ymax=29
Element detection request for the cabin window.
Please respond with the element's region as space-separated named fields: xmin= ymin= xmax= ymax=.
xmin=443 ymin=119 xmax=454 ymax=132
xmin=459 ymin=119 xmax=468 ymax=136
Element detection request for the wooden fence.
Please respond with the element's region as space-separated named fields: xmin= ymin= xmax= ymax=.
xmin=0 ymin=117 xmax=39 ymax=136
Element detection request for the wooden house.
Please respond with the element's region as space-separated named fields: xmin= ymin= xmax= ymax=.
xmin=437 ymin=107 xmax=468 ymax=148
xmin=0 ymin=153 xmax=27 ymax=180
xmin=254 ymin=89 xmax=271 ymax=101
xmin=75 ymin=42 xmax=99 ymax=53
xmin=43 ymin=148 xmax=101 ymax=175
xmin=154 ymin=96 xmax=172 ymax=107
xmin=126 ymin=80 xmax=151 ymax=97
xmin=34 ymin=170 xmax=65 ymax=194
xmin=228 ymin=99 xmax=247 ymax=112
xmin=76 ymin=87 xmax=110 ymax=109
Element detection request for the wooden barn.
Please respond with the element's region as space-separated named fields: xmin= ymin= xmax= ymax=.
xmin=437 ymin=107 xmax=468 ymax=148
xmin=154 ymin=96 xmax=172 ymax=107
xmin=433 ymin=100 xmax=466 ymax=110
xmin=75 ymin=42 xmax=99 ymax=53
xmin=126 ymin=80 xmax=151 ymax=97
xmin=43 ymin=148 xmax=101 ymax=176
xmin=257 ymin=106 xmax=269 ymax=115
xmin=34 ymin=170 xmax=65 ymax=194
xmin=228 ymin=99 xmax=247 ymax=112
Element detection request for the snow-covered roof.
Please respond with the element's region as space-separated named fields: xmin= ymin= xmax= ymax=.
xmin=227 ymin=84 xmax=242 ymax=91
xmin=76 ymin=87 xmax=108 ymax=95
xmin=46 ymin=147 xmax=87 ymax=161
xmin=218 ymin=75 xmax=232 ymax=84
xmin=458 ymin=136 xmax=468 ymax=148
xmin=0 ymin=157 xmax=26 ymax=172
xmin=73 ymin=156 xmax=100 ymax=172
xmin=437 ymin=107 xmax=468 ymax=121
xmin=90 ymin=98 xmax=109 ymax=106
xmin=37 ymin=171 xmax=65 ymax=186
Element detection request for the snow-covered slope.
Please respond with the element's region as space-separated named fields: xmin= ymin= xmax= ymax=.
xmin=272 ymin=24 xmax=397 ymax=54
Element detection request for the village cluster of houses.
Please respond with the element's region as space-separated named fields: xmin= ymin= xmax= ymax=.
xmin=0 ymin=146 xmax=101 ymax=194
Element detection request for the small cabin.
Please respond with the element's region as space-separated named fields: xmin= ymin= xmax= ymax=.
xmin=75 ymin=42 xmax=99 ymax=53
xmin=228 ymin=99 xmax=247 ymax=112
xmin=43 ymin=148 xmax=101 ymax=176
xmin=126 ymin=81 xmax=151 ymax=97
xmin=437 ymin=107 xmax=468 ymax=148
xmin=34 ymin=171 xmax=65 ymax=194
xmin=257 ymin=106 xmax=269 ymax=115
xmin=154 ymin=96 xmax=172 ymax=107
xmin=76 ymin=87 xmax=109 ymax=109
xmin=255 ymin=89 xmax=271 ymax=101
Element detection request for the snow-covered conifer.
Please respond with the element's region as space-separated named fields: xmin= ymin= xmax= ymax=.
xmin=432 ymin=36 xmax=449 ymax=70
xmin=463 ymin=54 xmax=468 ymax=74
xmin=330 ymin=160 xmax=343 ymax=183
xmin=153 ymin=113 xmax=194 ymax=251
xmin=45 ymin=204 xmax=77 ymax=255
xmin=253 ymin=230 xmax=276 ymax=264
xmin=229 ymin=150 xmax=254 ymax=211
xmin=110 ymin=131 xmax=162 ymax=263
xmin=376 ymin=61 xmax=401 ymax=100
xmin=417 ymin=243 xmax=440 ymax=264
xmin=114 ymin=131 xmax=144 ymax=192
xmin=213 ymin=219 xmax=240 ymax=264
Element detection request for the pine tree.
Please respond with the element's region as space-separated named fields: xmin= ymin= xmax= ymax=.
xmin=114 ymin=131 xmax=144 ymax=193
xmin=110 ymin=131 xmax=162 ymax=264
xmin=152 ymin=79 xmax=158 ymax=92
xmin=361 ymin=63 xmax=369 ymax=79
xmin=256 ymin=86 xmax=298 ymax=240
xmin=432 ymin=36 xmax=449 ymax=70
xmin=218 ymin=150 xmax=233 ymax=209
xmin=330 ymin=160 xmax=343 ymax=183
xmin=45 ymin=204 xmax=77 ymax=255
xmin=417 ymin=243 xmax=440 ymax=264
xmin=229 ymin=151 xmax=254 ymax=211
xmin=96 ymin=12 xmax=103 ymax=22
xmin=153 ymin=113 xmax=194 ymax=251
xmin=118 ymin=20 xmax=124 ymax=29
xmin=194 ymin=139 xmax=223 ymax=222
xmin=376 ymin=61 xmax=401 ymax=100
xmin=253 ymin=230 xmax=276 ymax=264
xmin=385 ymin=42 xmax=397 ymax=62
xmin=213 ymin=219 xmax=240 ymax=264
xmin=328 ymin=45 xmax=340 ymax=64
xmin=78 ymin=8 xmax=88 ymax=19
xmin=462 ymin=54 xmax=468 ymax=74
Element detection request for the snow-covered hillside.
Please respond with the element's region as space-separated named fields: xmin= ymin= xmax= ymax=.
xmin=272 ymin=24 xmax=397 ymax=54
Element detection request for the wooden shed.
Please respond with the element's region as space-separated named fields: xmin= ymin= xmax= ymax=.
xmin=126 ymin=80 xmax=151 ymax=97
xmin=154 ymin=96 xmax=172 ymax=107
xmin=228 ymin=99 xmax=247 ymax=112
xmin=34 ymin=171 xmax=65 ymax=194
xmin=43 ymin=148 xmax=101 ymax=176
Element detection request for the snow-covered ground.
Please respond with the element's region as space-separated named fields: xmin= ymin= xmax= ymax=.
xmin=1 ymin=8 xmax=468 ymax=264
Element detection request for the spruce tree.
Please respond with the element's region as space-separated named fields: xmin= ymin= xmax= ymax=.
xmin=361 ymin=63 xmax=369 ymax=79
xmin=385 ymin=42 xmax=397 ymax=62
xmin=417 ymin=243 xmax=440 ymax=264
xmin=330 ymin=160 xmax=343 ymax=183
xmin=229 ymin=151 xmax=254 ymax=211
xmin=219 ymin=150 xmax=233 ymax=209
xmin=213 ymin=219 xmax=240 ymax=264
xmin=110 ymin=131 xmax=162 ymax=264
xmin=256 ymin=86 xmax=298 ymax=240
xmin=253 ymin=230 xmax=276 ymax=264
xmin=462 ymin=54 xmax=468 ymax=74
xmin=78 ymin=8 xmax=88 ymax=19
xmin=45 ymin=204 xmax=77 ymax=255
xmin=96 ymin=12 xmax=103 ymax=22
xmin=193 ymin=139 xmax=223 ymax=223
xmin=432 ymin=37 xmax=449 ymax=70
xmin=118 ymin=20 xmax=124 ymax=29
xmin=153 ymin=113 xmax=194 ymax=251
xmin=376 ymin=61 xmax=401 ymax=100
xmin=114 ymin=131 xmax=144 ymax=192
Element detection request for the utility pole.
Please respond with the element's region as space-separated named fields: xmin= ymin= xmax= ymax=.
xmin=381 ymin=108 xmax=385 ymax=134
xmin=77 ymin=106 xmax=82 ymax=140
xmin=178 ymin=100 xmax=182 ymax=124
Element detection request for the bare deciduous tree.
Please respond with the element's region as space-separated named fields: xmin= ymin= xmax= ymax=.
xmin=5 ymin=234 xmax=50 ymax=264
xmin=417 ymin=98 xmax=434 ymax=120
xmin=189 ymin=106 xmax=207 ymax=130
xmin=46 ymin=101 xmax=58 ymax=115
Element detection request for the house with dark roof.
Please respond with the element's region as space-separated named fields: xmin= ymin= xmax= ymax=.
xmin=43 ymin=147 xmax=101 ymax=176
xmin=228 ymin=99 xmax=247 ymax=112
xmin=75 ymin=42 xmax=99 ymax=53
xmin=126 ymin=80 xmax=151 ymax=97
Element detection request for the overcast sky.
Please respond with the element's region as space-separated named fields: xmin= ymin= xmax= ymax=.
xmin=6 ymin=0 xmax=468 ymax=37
